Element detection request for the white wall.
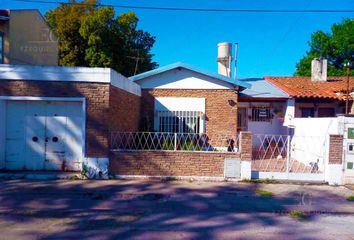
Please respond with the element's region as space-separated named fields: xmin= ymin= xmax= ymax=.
xmin=136 ymin=68 xmax=234 ymax=89
xmin=0 ymin=100 xmax=5 ymax=168
xmin=291 ymin=117 xmax=339 ymax=171
xmin=248 ymin=120 xmax=288 ymax=135
xmin=283 ymin=99 xmax=295 ymax=127
xmin=155 ymin=97 xmax=205 ymax=112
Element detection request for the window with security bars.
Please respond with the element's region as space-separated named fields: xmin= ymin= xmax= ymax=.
xmin=157 ymin=111 xmax=202 ymax=133
xmin=251 ymin=107 xmax=271 ymax=122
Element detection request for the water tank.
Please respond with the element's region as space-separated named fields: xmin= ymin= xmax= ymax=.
xmin=217 ymin=42 xmax=232 ymax=59
xmin=217 ymin=42 xmax=232 ymax=77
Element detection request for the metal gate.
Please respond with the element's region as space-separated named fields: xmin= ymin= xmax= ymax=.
xmin=252 ymin=134 xmax=326 ymax=181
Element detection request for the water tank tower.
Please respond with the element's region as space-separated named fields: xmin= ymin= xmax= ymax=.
xmin=217 ymin=42 xmax=232 ymax=77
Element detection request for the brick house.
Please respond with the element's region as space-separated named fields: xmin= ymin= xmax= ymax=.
xmin=0 ymin=64 xmax=140 ymax=171
xmin=129 ymin=62 xmax=250 ymax=140
xmin=111 ymin=62 xmax=252 ymax=179
xmin=0 ymin=62 xmax=250 ymax=173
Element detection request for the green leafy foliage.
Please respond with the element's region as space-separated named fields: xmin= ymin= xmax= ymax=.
xmin=45 ymin=0 xmax=157 ymax=76
xmin=295 ymin=19 xmax=354 ymax=76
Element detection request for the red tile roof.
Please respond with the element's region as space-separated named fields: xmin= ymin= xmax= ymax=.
xmin=265 ymin=76 xmax=354 ymax=100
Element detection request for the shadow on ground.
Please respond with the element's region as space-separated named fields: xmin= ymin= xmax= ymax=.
xmin=0 ymin=180 xmax=353 ymax=240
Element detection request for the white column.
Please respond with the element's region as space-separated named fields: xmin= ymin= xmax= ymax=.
xmin=283 ymin=98 xmax=295 ymax=127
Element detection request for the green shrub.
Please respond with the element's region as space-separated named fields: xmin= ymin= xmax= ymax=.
xmin=161 ymin=140 xmax=174 ymax=150
xmin=180 ymin=140 xmax=203 ymax=151
xmin=347 ymin=196 xmax=354 ymax=201
xmin=289 ymin=210 xmax=309 ymax=221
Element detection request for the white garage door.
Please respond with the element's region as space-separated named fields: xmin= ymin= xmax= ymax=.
xmin=5 ymin=100 xmax=84 ymax=171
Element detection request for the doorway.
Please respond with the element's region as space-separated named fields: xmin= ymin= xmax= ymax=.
xmin=237 ymin=107 xmax=248 ymax=132
xmin=4 ymin=100 xmax=84 ymax=171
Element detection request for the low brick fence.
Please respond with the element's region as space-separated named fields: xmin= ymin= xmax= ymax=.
xmin=109 ymin=132 xmax=252 ymax=177
xmin=110 ymin=151 xmax=240 ymax=177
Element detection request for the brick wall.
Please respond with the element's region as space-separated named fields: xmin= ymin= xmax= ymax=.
xmin=328 ymin=134 xmax=343 ymax=164
xmin=109 ymin=86 xmax=140 ymax=132
xmin=109 ymin=131 xmax=253 ymax=177
xmin=0 ymin=80 xmax=110 ymax=157
xmin=141 ymin=89 xmax=238 ymax=138
xmin=110 ymin=151 xmax=240 ymax=177
xmin=239 ymin=131 xmax=252 ymax=161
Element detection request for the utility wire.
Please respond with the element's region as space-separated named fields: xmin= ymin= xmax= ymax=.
xmin=11 ymin=0 xmax=354 ymax=13
xmin=251 ymin=1 xmax=313 ymax=76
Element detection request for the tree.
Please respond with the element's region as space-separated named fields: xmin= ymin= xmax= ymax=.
xmin=45 ymin=0 xmax=157 ymax=76
xmin=295 ymin=19 xmax=354 ymax=76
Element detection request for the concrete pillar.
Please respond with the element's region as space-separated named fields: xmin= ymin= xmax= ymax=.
xmin=326 ymin=134 xmax=344 ymax=185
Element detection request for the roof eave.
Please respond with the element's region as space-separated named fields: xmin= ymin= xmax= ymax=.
xmin=129 ymin=62 xmax=251 ymax=89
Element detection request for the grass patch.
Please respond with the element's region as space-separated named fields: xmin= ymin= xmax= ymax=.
xmin=255 ymin=189 xmax=273 ymax=197
xmin=239 ymin=178 xmax=276 ymax=184
xmin=347 ymin=196 xmax=354 ymax=201
xmin=288 ymin=210 xmax=309 ymax=221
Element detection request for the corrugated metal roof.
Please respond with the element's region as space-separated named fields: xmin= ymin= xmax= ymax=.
xmin=128 ymin=62 xmax=251 ymax=89
xmin=239 ymin=78 xmax=289 ymax=99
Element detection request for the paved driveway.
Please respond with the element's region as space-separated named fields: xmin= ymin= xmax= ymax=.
xmin=0 ymin=179 xmax=353 ymax=240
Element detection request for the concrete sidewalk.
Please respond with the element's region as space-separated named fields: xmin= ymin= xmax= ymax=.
xmin=0 ymin=180 xmax=353 ymax=240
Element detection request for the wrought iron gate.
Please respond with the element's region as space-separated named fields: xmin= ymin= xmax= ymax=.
xmin=252 ymin=134 xmax=326 ymax=181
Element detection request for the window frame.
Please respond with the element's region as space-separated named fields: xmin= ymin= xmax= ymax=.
xmin=156 ymin=110 xmax=203 ymax=134
xmin=318 ymin=107 xmax=335 ymax=117
xmin=301 ymin=107 xmax=315 ymax=118
xmin=251 ymin=106 xmax=271 ymax=122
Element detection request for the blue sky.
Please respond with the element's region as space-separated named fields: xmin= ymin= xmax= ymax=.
xmin=2 ymin=0 xmax=354 ymax=77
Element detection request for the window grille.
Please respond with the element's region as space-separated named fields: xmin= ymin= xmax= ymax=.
xmin=251 ymin=107 xmax=271 ymax=122
xmin=156 ymin=111 xmax=203 ymax=133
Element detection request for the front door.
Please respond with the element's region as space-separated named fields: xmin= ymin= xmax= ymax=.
xmin=24 ymin=102 xmax=47 ymax=170
xmin=237 ymin=107 xmax=248 ymax=132
xmin=45 ymin=102 xmax=68 ymax=170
